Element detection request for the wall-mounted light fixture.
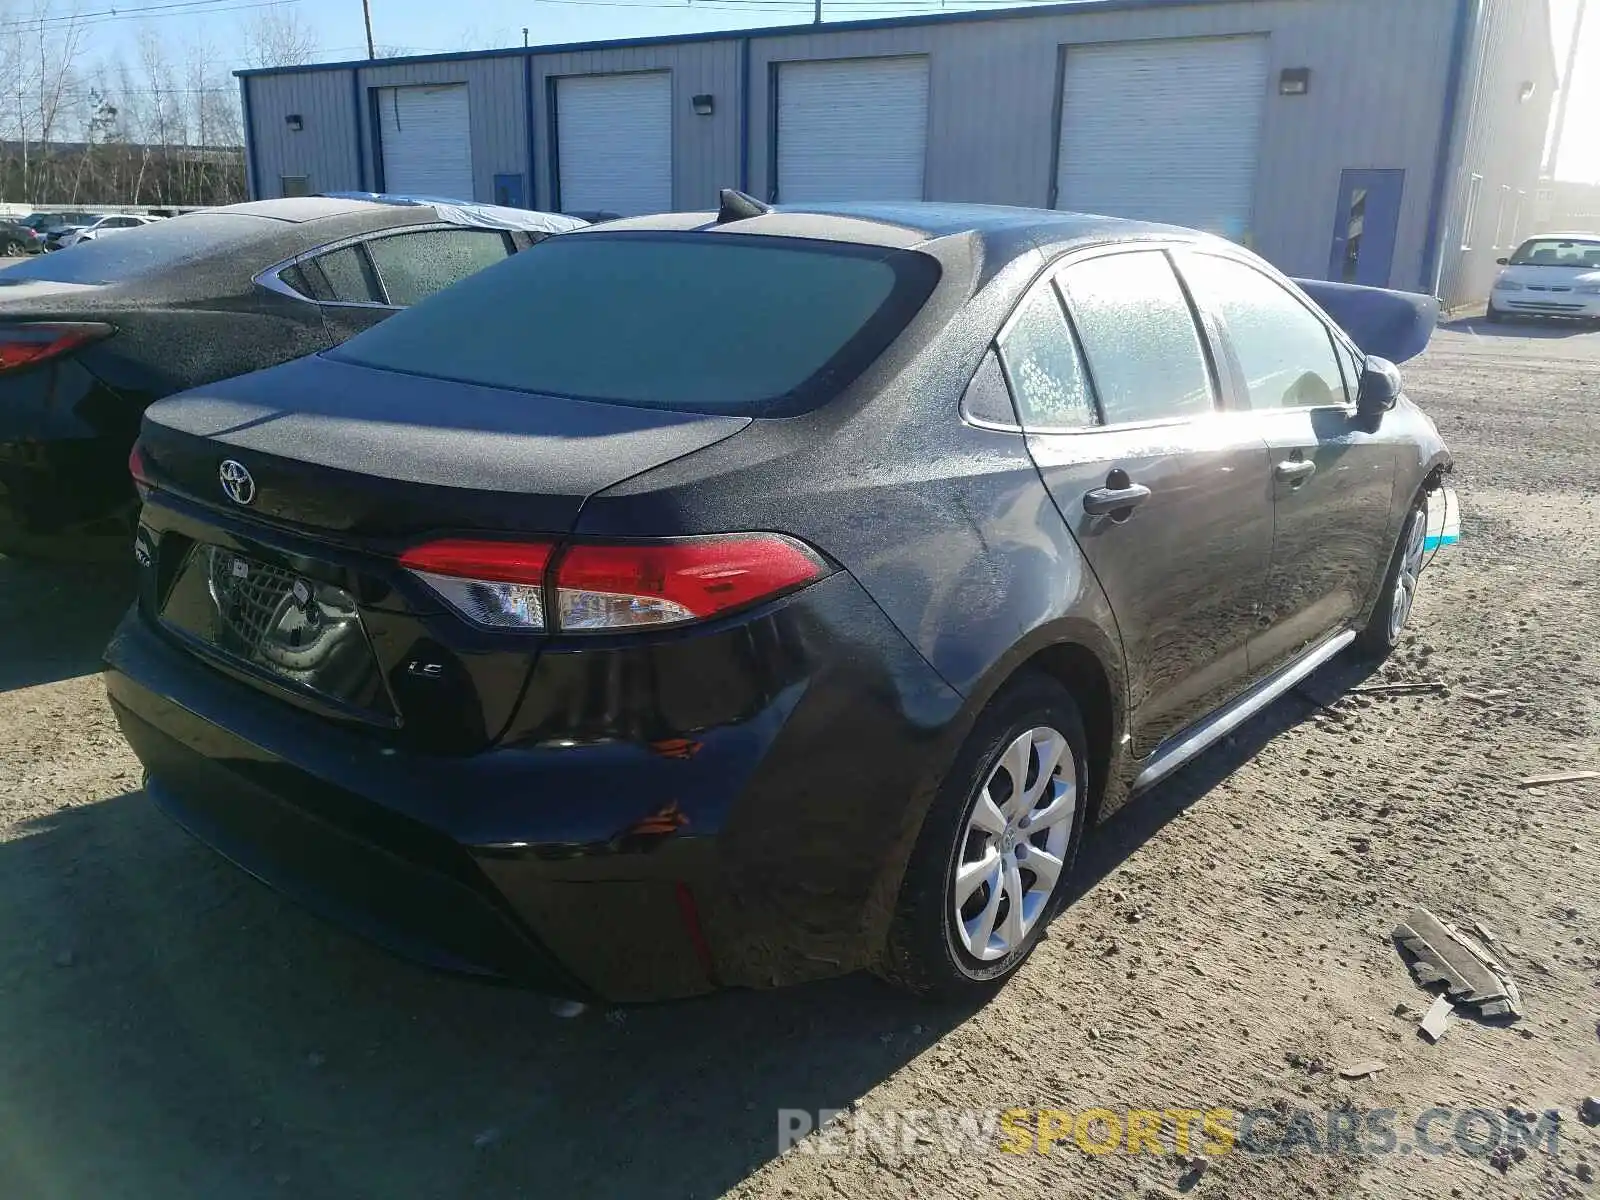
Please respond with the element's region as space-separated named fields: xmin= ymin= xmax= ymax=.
xmin=1278 ymin=68 xmax=1310 ymax=96
xmin=1518 ymin=80 xmax=1536 ymax=102
xmin=286 ymin=114 xmax=304 ymax=131
xmin=691 ymin=94 xmax=714 ymax=116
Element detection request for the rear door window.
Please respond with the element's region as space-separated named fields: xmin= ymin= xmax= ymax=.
xmin=275 ymin=264 xmax=320 ymax=301
xmin=311 ymin=245 xmax=385 ymax=305
xmin=332 ymin=232 xmax=940 ymax=415
xmin=998 ymin=281 xmax=1096 ymax=430
xmin=362 ymin=228 xmax=513 ymax=306
xmin=1056 ymin=250 xmax=1216 ymax=425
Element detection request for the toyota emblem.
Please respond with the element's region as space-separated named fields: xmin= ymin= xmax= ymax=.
xmin=219 ymin=459 xmax=255 ymax=506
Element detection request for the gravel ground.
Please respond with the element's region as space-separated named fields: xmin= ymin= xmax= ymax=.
xmin=0 ymin=316 xmax=1596 ymax=1200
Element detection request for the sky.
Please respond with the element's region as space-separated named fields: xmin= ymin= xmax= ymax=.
xmin=53 ymin=0 xmax=1600 ymax=182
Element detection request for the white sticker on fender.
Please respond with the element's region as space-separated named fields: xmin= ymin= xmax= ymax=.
xmin=1424 ymin=486 xmax=1460 ymax=555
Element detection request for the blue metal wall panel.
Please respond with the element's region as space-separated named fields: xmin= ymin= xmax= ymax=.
xmin=1434 ymin=0 xmax=1557 ymax=306
xmin=532 ymin=40 xmax=742 ymax=213
xmin=246 ymin=69 xmax=360 ymax=197
xmin=355 ymin=57 xmax=528 ymax=203
xmin=244 ymin=0 xmax=1484 ymax=285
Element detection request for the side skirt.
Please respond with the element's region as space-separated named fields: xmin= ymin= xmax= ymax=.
xmin=1129 ymin=630 xmax=1356 ymax=795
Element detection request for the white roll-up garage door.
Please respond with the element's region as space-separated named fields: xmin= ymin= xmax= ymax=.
xmin=556 ymin=72 xmax=673 ymax=216
xmin=378 ymin=84 xmax=474 ymax=200
xmin=1056 ymin=37 xmax=1269 ymax=239
xmin=777 ymin=57 xmax=929 ymax=202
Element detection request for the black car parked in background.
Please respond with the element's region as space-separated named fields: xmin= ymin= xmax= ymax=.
xmin=0 ymin=216 xmax=51 ymax=256
xmin=108 ymin=198 xmax=1454 ymax=1005
xmin=0 ymin=195 xmax=581 ymax=558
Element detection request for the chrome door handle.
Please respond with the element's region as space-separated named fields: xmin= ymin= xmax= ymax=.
xmin=1275 ymin=459 xmax=1317 ymax=483
xmin=1083 ymin=483 xmax=1152 ymax=515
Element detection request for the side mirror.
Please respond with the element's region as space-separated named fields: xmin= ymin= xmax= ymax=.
xmin=1356 ymin=355 xmax=1402 ymax=417
xmin=1495 ymin=256 xmax=1509 ymax=265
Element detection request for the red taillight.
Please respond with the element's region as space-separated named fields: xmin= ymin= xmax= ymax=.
xmin=399 ymin=534 xmax=827 ymax=633
xmin=554 ymin=535 xmax=826 ymax=631
xmin=0 ymin=322 xmax=113 ymax=373
xmin=398 ymin=539 xmax=554 ymax=586
xmin=128 ymin=440 xmax=152 ymax=498
xmin=398 ymin=539 xmax=556 ymax=629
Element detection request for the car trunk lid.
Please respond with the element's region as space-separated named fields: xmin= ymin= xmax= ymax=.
xmin=139 ymin=354 xmax=751 ymax=537
xmin=134 ymin=354 xmax=751 ymax=755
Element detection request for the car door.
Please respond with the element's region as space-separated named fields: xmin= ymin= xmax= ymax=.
xmin=1174 ymin=250 xmax=1397 ymax=677
xmin=1003 ymin=246 xmax=1276 ymax=755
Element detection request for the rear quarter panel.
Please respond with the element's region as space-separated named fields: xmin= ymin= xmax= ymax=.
xmin=572 ymin=237 xmax=1130 ymax=810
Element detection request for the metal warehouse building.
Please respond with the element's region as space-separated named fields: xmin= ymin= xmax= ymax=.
xmin=237 ymin=0 xmax=1555 ymax=307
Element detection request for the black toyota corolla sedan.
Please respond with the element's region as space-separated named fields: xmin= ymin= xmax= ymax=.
xmin=105 ymin=197 xmax=1455 ymax=1003
xmin=0 ymin=195 xmax=581 ymax=559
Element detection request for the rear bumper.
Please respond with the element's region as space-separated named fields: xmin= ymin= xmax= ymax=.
xmin=0 ymin=361 xmax=140 ymax=544
xmin=104 ymin=570 xmax=964 ymax=1001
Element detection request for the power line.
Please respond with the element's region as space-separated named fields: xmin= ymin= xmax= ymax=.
xmin=510 ymin=0 xmax=1058 ymax=10
xmin=0 ymin=0 xmax=300 ymax=33
xmin=515 ymin=0 xmax=1068 ymax=10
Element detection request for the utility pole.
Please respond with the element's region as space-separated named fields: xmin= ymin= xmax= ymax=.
xmin=813 ymin=0 xmax=821 ymax=23
xmin=362 ymin=0 xmax=377 ymax=59
xmin=523 ymin=27 xmax=530 ymax=47
xmin=1544 ymin=0 xmax=1587 ymax=178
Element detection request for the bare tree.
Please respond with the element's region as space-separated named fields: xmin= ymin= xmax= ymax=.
xmin=241 ymin=8 xmax=318 ymax=70
xmin=0 ymin=1 xmax=91 ymax=202
xmin=0 ymin=1 xmax=249 ymax=205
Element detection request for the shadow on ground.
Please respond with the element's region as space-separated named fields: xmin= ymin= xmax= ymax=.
xmin=0 ymin=655 xmax=1371 ymax=1200
xmin=1067 ymin=649 xmax=1377 ymax=903
xmin=1443 ymin=314 xmax=1597 ymax=339
xmin=0 ymin=555 xmax=138 ymax=692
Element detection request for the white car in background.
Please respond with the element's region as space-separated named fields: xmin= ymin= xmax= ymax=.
xmin=57 ymin=213 xmax=164 ymax=249
xmin=1488 ymin=233 xmax=1600 ymax=324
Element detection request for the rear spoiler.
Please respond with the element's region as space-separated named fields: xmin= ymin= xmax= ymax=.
xmin=1291 ymin=278 xmax=1439 ymax=365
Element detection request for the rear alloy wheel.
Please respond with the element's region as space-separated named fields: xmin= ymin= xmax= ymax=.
xmin=878 ymin=673 xmax=1089 ymax=998
xmin=1358 ymin=501 xmax=1427 ymax=656
xmin=952 ymin=726 xmax=1076 ymax=962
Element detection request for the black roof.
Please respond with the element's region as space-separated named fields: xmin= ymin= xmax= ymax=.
xmin=588 ymin=200 xmax=1207 ymax=260
xmin=221 ymin=197 xmax=397 ymax=223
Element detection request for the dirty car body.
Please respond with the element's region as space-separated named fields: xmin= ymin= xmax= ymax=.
xmin=0 ymin=196 xmax=582 ymax=557
xmin=105 ymin=202 xmax=1453 ymax=1002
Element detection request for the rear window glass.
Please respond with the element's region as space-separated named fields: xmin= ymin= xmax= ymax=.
xmin=1 ymin=214 xmax=274 ymax=284
xmin=331 ymin=232 xmax=940 ymax=416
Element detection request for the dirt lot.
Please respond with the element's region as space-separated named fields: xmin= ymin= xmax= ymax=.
xmin=1 ymin=317 xmax=1597 ymax=1200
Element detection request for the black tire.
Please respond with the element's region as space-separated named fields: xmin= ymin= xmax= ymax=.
xmin=1484 ymin=304 xmax=1505 ymax=323
xmin=1356 ymin=497 xmax=1428 ymax=658
xmin=877 ymin=671 xmax=1090 ymax=999
xmin=0 ymin=239 xmax=24 ymax=257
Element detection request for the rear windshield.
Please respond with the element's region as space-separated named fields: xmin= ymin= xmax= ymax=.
xmin=331 ymin=232 xmax=941 ymax=416
xmin=2 ymin=213 xmax=275 ymax=284
xmin=1508 ymin=238 xmax=1600 ymax=267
